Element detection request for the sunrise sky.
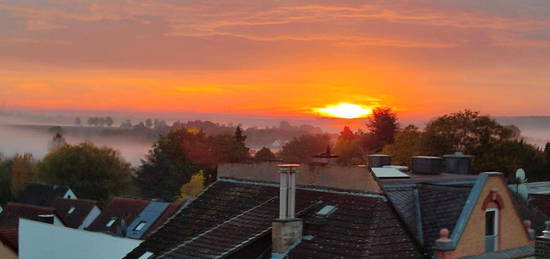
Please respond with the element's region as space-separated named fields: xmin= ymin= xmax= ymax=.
xmin=1 ymin=0 xmax=550 ymax=119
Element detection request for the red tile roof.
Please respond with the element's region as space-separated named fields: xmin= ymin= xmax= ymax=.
xmin=0 ymin=202 xmax=60 ymax=253
xmin=53 ymin=198 xmax=98 ymax=229
xmin=86 ymin=198 xmax=149 ymax=234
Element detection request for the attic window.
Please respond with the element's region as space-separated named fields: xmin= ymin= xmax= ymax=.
xmin=134 ymin=221 xmax=147 ymax=231
xmin=106 ymin=217 xmax=117 ymax=227
xmin=316 ymin=205 xmax=337 ymax=216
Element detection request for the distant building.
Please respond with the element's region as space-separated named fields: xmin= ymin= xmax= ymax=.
xmin=0 ymin=203 xmax=64 ymax=258
xmin=86 ymin=198 xmax=181 ymax=240
xmin=53 ymin=198 xmax=101 ymax=230
xmin=18 ymin=219 xmax=141 ymax=259
xmin=19 ymin=184 xmax=76 ymax=207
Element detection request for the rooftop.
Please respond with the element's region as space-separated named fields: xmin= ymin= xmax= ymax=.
xmin=86 ymin=198 xmax=149 ymax=235
xmin=18 ymin=183 xmax=72 ymax=207
xmin=53 ymin=198 xmax=98 ymax=229
xmin=126 ymin=178 xmax=423 ymax=258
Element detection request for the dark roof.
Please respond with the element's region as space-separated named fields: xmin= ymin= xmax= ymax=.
xmin=0 ymin=203 xmax=59 ymax=252
xmin=86 ymin=198 xmax=149 ymax=234
xmin=126 ymin=179 xmax=424 ymax=259
xmin=18 ymin=183 xmax=71 ymax=207
xmin=0 ymin=227 xmax=17 ymax=252
xmin=380 ymin=172 xmax=477 ymax=185
xmin=53 ymin=198 xmax=98 ymax=229
xmin=529 ymin=194 xmax=550 ymax=217
xmin=385 ymin=183 xmax=472 ymax=253
xmin=142 ymin=202 xmax=183 ymax=239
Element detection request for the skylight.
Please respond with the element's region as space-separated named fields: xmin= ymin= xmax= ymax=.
xmin=316 ymin=205 xmax=337 ymax=216
xmin=106 ymin=217 xmax=117 ymax=227
xmin=134 ymin=221 xmax=147 ymax=231
xmin=67 ymin=207 xmax=75 ymax=214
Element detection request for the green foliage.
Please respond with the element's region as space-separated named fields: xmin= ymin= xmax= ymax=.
xmin=135 ymin=127 xmax=250 ymax=201
xmin=333 ymin=127 xmax=364 ymax=165
xmin=38 ymin=142 xmax=133 ymax=201
xmin=254 ymin=147 xmax=276 ymax=162
xmin=279 ymin=134 xmax=331 ymax=163
xmin=423 ymin=110 xmax=513 ymax=155
xmin=476 ymin=140 xmax=546 ymax=179
xmin=0 ymin=153 xmax=37 ymax=204
xmin=363 ymin=107 xmax=399 ymax=152
xmin=382 ymin=125 xmax=424 ymax=166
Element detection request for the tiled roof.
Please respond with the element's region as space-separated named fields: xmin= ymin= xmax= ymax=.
xmin=0 ymin=227 xmax=17 ymax=252
xmin=126 ymin=179 xmax=424 ymax=259
xmin=529 ymin=194 xmax=550 ymax=217
xmin=18 ymin=183 xmax=70 ymax=207
xmin=0 ymin=203 xmax=58 ymax=252
xmin=385 ymin=184 xmax=472 ymax=253
xmin=53 ymin=198 xmax=98 ymax=229
xmin=142 ymin=202 xmax=183 ymax=239
xmin=86 ymin=198 xmax=149 ymax=234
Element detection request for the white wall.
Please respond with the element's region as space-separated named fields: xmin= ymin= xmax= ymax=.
xmin=64 ymin=189 xmax=77 ymax=200
xmin=19 ymin=219 xmax=141 ymax=259
xmin=80 ymin=206 xmax=101 ymax=229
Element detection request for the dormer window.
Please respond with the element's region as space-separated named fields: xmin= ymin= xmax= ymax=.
xmin=67 ymin=207 xmax=75 ymax=214
xmin=134 ymin=221 xmax=147 ymax=231
xmin=485 ymin=208 xmax=499 ymax=252
xmin=106 ymin=217 xmax=117 ymax=227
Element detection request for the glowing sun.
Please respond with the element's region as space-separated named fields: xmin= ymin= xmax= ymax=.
xmin=315 ymin=103 xmax=372 ymax=119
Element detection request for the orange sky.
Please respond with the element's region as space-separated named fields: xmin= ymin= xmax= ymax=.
xmin=1 ymin=0 xmax=550 ymax=119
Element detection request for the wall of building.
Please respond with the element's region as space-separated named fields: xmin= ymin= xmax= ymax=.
xmin=218 ymin=163 xmax=382 ymax=193
xmin=452 ymin=175 xmax=532 ymax=258
xmin=0 ymin=243 xmax=17 ymax=259
xmin=80 ymin=206 xmax=101 ymax=230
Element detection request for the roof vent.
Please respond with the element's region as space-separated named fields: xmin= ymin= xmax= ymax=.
xmin=443 ymin=152 xmax=473 ymax=175
xmin=367 ymin=154 xmax=391 ymax=168
xmin=316 ymin=205 xmax=337 ymax=216
xmin=411 ymin=156 xmax=443 ymax=174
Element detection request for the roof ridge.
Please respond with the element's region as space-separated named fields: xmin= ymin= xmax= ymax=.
xmin=157 ymin=196 xmax=278 ymax=258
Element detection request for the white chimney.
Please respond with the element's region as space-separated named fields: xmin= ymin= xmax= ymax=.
xmin=272 ymin=164 xmax=303 ymax=254
xmin=278 ymin=164 xmax=299 ymax=219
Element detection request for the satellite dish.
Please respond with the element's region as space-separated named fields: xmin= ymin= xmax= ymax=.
xmin=516 ymin=168 xmax=526 ymax=183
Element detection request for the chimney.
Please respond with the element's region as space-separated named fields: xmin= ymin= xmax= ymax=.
xmin=411 ymin=156 xmax=443 ymax=174
xmin=443 ymin=152 xmax=473 ymax=174
xmin=367 ymin=154 xmax=391 ymax=168
xmin=536 ymin=221 xmax=550 ymax=258
xmin=272 ymin=164 xmax=303 ymax=254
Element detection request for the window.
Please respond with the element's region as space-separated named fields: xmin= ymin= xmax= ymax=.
xmin=67 ymin=207 xmax=76 ymax=214
xmin=316 ymin=205 xmax=337 ymax=216
xmin=134 ymin=221 xmax=147 ymax=231
xmin=485 ymin=210 xmax=496 ymax=236
xmin=485 ymin=208 xmax=499 ymax=252
xmin=106 ymin=217 xmax=117 ymax=227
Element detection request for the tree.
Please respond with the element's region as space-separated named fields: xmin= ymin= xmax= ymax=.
xmin=363 ymin=107 xmax=399 ymax=152
xmin=105 ymin=117 xmax=114 ymax=127
xmin=38 ymin=142 xmax=133 ymax=201
xmin=0 ymin=159 xmax=13 ymax=204
xmin=479 ymin=140 xmax=546 ymax=179
xmin=179 ymin=172 xmax=205 ymax=201
xmin=254 ymin=147 xmax=276 ymax=162
xmin=145 ymin=118 xmax=153 ymax=128
xmin=339 ymin=126 xmax=355 ymax=141
xmin=134 ymin=129 xmax=205 ymax=201
xmin=545 ymin=143 xmax=550 ymax=162
xmin=87 ymin=117 xmax=96 ymax=127
xmin=381 ymin=125 xmax=424 ymax=166
xmin=279 ymin=134 xmax=331 ymax=163
xmin=9 ymin=153 xmax=36 ymax=199
xmin=75 ymin=117 xmax=81 ymax=126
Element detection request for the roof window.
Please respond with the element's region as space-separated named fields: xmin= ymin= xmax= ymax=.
xmin=316 ymin=205 xmax=337 ymax=216
xmin=134 ymin=221 xmax=147 ymax=231
xmin=106 ymin=217 xmax=117 ymax=227
xmin=67 ymin=207 xmax=75 ymax=214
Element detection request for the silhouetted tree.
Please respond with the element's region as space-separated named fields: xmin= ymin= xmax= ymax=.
xmin=339 ymin=126 xmax=355 ymax=141
xmin=105 ymin=117 xmax=114 ymax=127
xmin=145 ymin=118 xmax=153 ymax=128
xmin=38 ymin=142 xmax=133 ymax=201
xmin=382 ymin=125 xmax=424 ymax=166
xmin=75 ymin=117 xmax=81 ymax=126
xmin=279 ymin=134 xmax=331 ymax=163
xmin=363 ymin=107 xmax=399 ymax=152
xmin=254 ymin=147 xmax=276 ymax=162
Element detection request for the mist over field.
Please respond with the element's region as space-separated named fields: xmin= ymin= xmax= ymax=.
xmin=0 ymin=111 xmax=548 ymax=167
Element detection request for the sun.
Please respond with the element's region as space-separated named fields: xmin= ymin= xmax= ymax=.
xmin=315 ymin=103 xmax=372 ymax=119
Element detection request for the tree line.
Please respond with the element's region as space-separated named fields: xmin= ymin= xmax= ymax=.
xmin=2 ymin=109 xmax=549 ymax=206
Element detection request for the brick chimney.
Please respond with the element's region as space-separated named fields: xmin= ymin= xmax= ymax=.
xmin=272 ymin=164 xmax=303 ymax=254
xmin=536 ymin=221 xmax=550 ymax=258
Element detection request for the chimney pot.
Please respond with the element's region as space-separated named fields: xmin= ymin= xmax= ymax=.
xmin=273 ymin=164 xmax=303 ymax=254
